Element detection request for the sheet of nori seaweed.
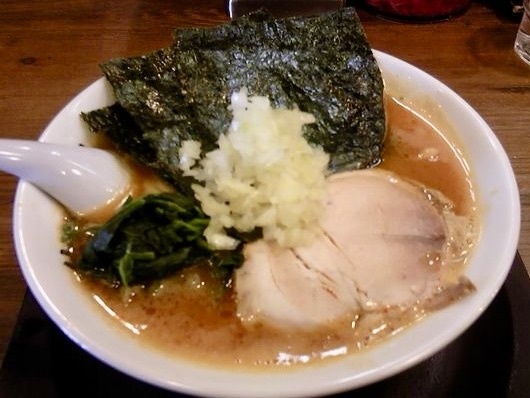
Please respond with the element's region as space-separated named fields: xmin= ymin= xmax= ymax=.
xmin=81 ymin=104 xmax=195 ymax=195
xmin=82 ymin=8 xmax=385 ymax=191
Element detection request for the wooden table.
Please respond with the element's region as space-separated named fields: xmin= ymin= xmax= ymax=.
xmin=0 ymin=0 xmax=529 ymax=368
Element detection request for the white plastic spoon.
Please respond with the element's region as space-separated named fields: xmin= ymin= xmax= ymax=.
xmin=0 ymin=139 xmax=131 ymax=215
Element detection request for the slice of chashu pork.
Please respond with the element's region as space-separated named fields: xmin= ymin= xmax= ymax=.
xmin=235 ymin=169 xmax=474 ymax=329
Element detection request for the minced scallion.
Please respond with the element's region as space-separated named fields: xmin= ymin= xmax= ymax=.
xmin=179 ymin=88 xmax=329 ymax=250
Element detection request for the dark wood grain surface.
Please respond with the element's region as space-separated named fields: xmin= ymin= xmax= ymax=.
xmin=0 ymin=0 xmax=529 ymax=368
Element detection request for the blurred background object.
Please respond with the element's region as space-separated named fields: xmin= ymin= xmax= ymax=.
xmin=511 ymin=0 xmax=525 ymax=14
xmin=359 ymin=0 xmax=472 ymax=21
xmin=227 ymin=0 xmax=345 ymax=18
xmin=480 ymin=0 xmax=524 ymax=20
xmin=514 ymin=0 xmax=530 ymax=66
xmin=227 ymin=0 xmax=525 ymax=22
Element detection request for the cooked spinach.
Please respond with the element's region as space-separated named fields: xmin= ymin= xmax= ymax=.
xmin=71 ymin=193 xmax=242 ymax=287
xmin=82 ymin=8 xmax=385 ymax=194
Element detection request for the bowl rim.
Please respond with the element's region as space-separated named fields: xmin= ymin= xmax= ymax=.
xmin=12 ymin=50 xmax=521 ymax=398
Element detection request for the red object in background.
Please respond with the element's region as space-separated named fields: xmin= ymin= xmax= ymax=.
xmin=362 ymin=0 xmax=472 ymax=21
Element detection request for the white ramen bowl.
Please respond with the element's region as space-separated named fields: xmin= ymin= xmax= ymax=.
xmin=13 ymin=51 xmax=520 ymax=398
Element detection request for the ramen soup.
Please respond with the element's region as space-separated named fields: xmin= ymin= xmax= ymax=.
xmin=68 ymin=95 xmax=478 ymax=369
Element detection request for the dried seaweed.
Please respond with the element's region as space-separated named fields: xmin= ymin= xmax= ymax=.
xmin=82 ymin=8 xmax=385 ymax=192
xmin=81 ymin=104 xmax=195 ymax=195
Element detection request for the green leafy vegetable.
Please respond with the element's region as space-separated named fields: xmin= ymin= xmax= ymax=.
xmin=71 ymin=192 xmax=243 ymax=287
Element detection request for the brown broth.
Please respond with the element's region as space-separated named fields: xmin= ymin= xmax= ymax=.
xmin=380 ymin=97 xmax=475 ymax=215
xmin=83 ymin=266 xmax=423 ymax=369
xmin=75 ymin=95 xmax=478 ymax=369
